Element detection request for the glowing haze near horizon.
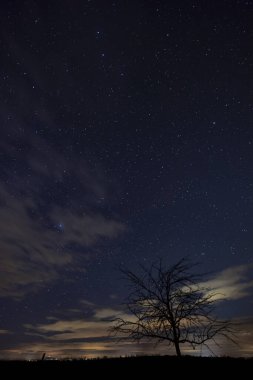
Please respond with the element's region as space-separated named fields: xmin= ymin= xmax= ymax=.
xmin=0 ymin=0 xmax=253 ymax=359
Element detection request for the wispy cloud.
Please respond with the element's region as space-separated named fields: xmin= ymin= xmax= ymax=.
xmin=201 ymin=264 xmax=253 ymax=301
xmin=24 ymin=307 xmax=128 ymax=341
xmin=0 ymin=329 xmax=11 ymax=334
xmin=3 ymin=308 xmax=253 ymax=359
xmin=0 ymin=135 xmax=125 ymax=299
xmin=19 ymin=307 xmax=168 ymax=359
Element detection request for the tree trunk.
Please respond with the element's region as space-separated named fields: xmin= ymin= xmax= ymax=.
xmin=174 ymin=340 xmax=181 ymax=357
xmin=172 ymin=323 xmax=181 ymax=356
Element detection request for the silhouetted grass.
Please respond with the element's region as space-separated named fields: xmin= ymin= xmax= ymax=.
xmin=0 ymin=355 xmax=252 ymax=375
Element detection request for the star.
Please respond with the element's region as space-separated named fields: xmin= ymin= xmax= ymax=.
xmin=56 ymin=222 xmax=65 ymax=232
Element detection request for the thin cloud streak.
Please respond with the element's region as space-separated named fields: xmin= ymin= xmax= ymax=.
xmin=201 ymin=264 xmax=253 ymax=301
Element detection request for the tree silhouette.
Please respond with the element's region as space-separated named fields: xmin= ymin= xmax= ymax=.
xmin=111 ymin=258 xmax=235 ymax=356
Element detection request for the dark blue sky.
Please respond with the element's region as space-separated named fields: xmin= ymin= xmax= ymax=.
xmin=0 ymin=0 xmax=253 ymax=358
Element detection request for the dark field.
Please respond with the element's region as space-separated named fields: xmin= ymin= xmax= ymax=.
xmin=1 ymin=356 xmax=252 ymax=375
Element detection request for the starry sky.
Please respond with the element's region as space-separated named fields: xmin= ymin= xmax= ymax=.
xmin=1 ymin=0 xmax=253 ymax=359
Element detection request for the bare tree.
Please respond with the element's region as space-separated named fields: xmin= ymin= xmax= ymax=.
xmin=111 ymin=258 xmax=235 ymax=356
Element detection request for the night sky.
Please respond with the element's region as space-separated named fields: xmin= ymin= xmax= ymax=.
xmin=1 ymin=0 xmax=253 ymax=359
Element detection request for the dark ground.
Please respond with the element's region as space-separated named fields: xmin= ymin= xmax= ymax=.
xmin=0 ymin=356 xmax=252 ymax=376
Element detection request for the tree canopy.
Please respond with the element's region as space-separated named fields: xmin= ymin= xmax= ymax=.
xmin=111 ymin=259 xmax=235 ymax=356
